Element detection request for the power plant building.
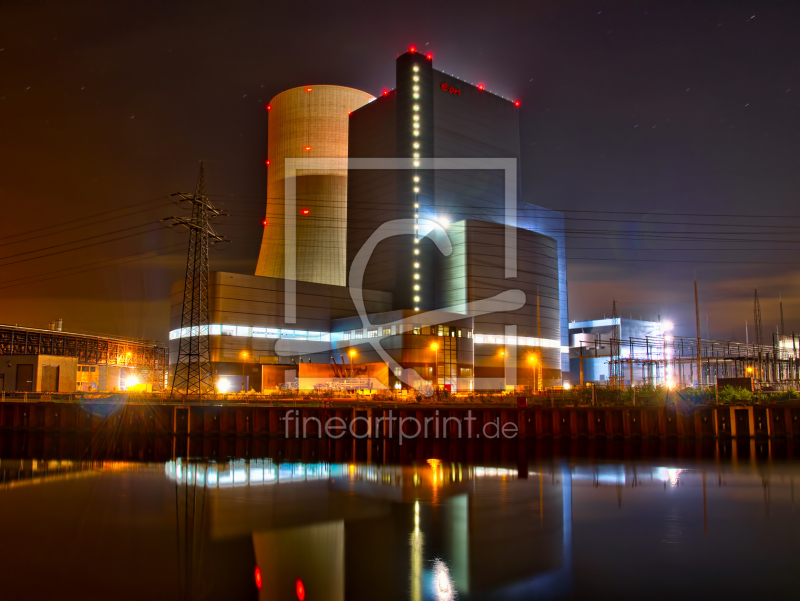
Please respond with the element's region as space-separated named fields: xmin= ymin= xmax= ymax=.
xmin=169 ymin=49 xmax=568 ymax=393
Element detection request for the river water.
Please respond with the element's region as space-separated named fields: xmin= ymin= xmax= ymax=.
xmin=0 ymin=436 xmax=799 ymax=600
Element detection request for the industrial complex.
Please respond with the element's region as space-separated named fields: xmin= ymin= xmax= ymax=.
xmin=169 ymin=49 xmax=570 ymax=394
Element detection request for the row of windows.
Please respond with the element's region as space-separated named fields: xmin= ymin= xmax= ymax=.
xmin=167 ymin=325 xmax=566 ymax=351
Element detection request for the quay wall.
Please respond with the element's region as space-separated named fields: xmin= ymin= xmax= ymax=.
xmin=0 ymin=402 xmax=799 ymax=440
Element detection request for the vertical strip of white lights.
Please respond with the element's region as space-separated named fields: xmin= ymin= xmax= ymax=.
xmin=412 ymin=63 xmax=421 ymax=311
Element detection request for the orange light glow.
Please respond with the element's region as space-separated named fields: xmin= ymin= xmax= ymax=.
xmin=301 ymin=208 xmax=310 ymax=215
xmin=303 ymin=145 xmax=311 ymax=151
xmin=254 ymin=566 xmax=262 ymax=590
xmin=305 ymin=87 xmax=312 ymax=92
xmin=430 ymin=343 xmax=438 ymax=351
xmin=427 ymin=458 xmax=441 ymax=487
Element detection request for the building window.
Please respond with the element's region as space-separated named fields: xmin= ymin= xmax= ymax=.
xmin=413 ymin=327 xmax=421 ymax=335
xmin=368 ymin=329 xmax=378 ymax=338
xmin=383 ymin=328 xmax=391 ymax=337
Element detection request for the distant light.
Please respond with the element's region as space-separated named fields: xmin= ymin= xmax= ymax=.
xmin=662 ymin=320 xmax=674 ymax=331
xmin=514 ymin=100 xmax=520 ymax=107
xmin=295 ymin=578 xmax=306 ymax=601
xmin=262 ymin=219 xmax=267 ymax=226
xmin=217 ymin=378 xmax=230 ymax=393
xmin=382 ymin=89 xmax=389 ymax=96
xmin=254 ymin=567 xmax=262 ymax=590
xmin=409 ymin=45 xmax=417 ymax=53
xmin=265 ymin=159 xmax=270 ymax=165
xmin=348 ymin=111 xmax=352 ymax=115
xmin=303 ymin=145 xmax=311 ymax=151
xmin=301 ymin=208 xmax=310 ymax=215
xmin=564 ymin=383 xmax=571 ymax=390
xmin=413 ymin=66 xmax=419 ymax=72
xmin=266 ymin=105 xmax=271 ymax=111
xmin=478 ymin=84 xmax=485 ymax=91
xmin=414 ymin=296 xmax=420 ymax=302
xmin=124 ymin=374 xmax=139 ymax=389
xmin=426 ymin=53 xmax=432 ymax=60
xmin=306 ymin=87 xmax=312 ymax=92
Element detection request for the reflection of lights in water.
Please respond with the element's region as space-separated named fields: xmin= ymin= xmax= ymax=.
xmin=432 ymin=559 xmax=456 ymax=601
xmin=657 ymin=467 xmax=684 ymax=486
xmin=411 ymin=500 xmax=423 ymax=601
xmin=427 ymin=459 xmax=441 ymax=487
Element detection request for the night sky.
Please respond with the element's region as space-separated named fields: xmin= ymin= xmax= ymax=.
xmin=0 ymin=0 xmax=797 ymax=344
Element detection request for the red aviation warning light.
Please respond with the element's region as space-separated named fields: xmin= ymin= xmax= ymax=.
xmin=301 ymin=208 xmax=310 ymax=216
xmin=265 ymin=159 xmax=270 ymax=165
xmin=266 ymin=104 xmax=271 ymax=111
xmin=262 ymin=218 xmax=267 ymax=226
xmin=514 ymin=100 xmax=521 ymax=107
xmin=305 ymin=87 xmax=312 ymax=92
xmin=254 ymin=567 xmax=262 ymax=590
xmin=295 ymin=578 xmax=306 ymax=600
xmin=477 ymin=84 xmax=485 ymax=91
xmin=303 ymin=145 xmax=311 ymax=151
xmin=409 ymin=45 xmax=417 ymax=53
xmin=382 ymin=89 xmax=389 ymax=96
xmin=426 ymin=53 xmax=433 ymax=60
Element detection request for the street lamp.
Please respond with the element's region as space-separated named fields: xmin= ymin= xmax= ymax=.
xmin=430 ymin=343 xmax=438 ymax=389
xmin=241 ymin=351 xmax=249 ymax=392
xmin=528 ymin=355 xmax=536 ymax=392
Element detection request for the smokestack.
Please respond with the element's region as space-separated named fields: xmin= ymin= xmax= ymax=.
xmin=56 ymin=318 xmax=63 ymax=332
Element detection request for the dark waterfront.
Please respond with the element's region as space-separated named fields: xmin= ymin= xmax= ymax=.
xmin=1 ymin=437 xmax=800 ymax=600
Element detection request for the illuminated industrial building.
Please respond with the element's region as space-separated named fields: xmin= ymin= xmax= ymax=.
xmin=169 ymin=49 xmax=568 ymax=393
xmin=0 ymin=323 xmax=168 ymax=393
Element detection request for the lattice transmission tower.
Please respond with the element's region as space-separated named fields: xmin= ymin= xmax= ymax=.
xmin=754 ymin=289 xmax=763 ymax=348
xmin=164 ymin=162 xmax=227 ymax=396
xmin=610 ymin=299 xmax=621 ymax=388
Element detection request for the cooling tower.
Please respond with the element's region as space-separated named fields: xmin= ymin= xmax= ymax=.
xmin=255 ymin=85 xmax=375 ymax=286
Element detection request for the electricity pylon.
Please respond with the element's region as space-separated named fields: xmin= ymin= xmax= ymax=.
xmin=164 ymin=162 xmax=227 ymax=396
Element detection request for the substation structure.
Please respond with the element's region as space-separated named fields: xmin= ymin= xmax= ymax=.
xmin=0 ymin=324 xmax=169 ymax=393
xmin=575 ymin=333 xmax=800 ymax=390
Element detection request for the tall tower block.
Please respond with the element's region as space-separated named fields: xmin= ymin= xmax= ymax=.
xmin=255 ymin=85 xmax=374 ymax=286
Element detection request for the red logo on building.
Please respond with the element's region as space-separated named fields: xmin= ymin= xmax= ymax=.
xmin=440 ymin=82 xmax=460 ymax=96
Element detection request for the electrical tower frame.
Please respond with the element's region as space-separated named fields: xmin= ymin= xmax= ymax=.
xmin=164 ymin=162 xmax=227 ymax=396
xmin=610 ymin=300 xmax=621 ymax=388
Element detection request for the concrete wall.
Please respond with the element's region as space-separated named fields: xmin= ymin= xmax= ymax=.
xmin=0 ymin=355 xmax=77 ymax=392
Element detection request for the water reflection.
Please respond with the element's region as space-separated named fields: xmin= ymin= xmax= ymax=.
xmin=2 ymin=444 xmax=800 ymax=599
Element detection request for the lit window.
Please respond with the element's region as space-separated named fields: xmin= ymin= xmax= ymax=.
xmin=413 ymin=66 xmax=419 ymax=72
xmin=413 ymin=105 xmax=419 ymax=111
xmin=414 ymin=296 xmax=420 ymax=302
xmin=414 ymin=176 xmax=420 ymax=182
